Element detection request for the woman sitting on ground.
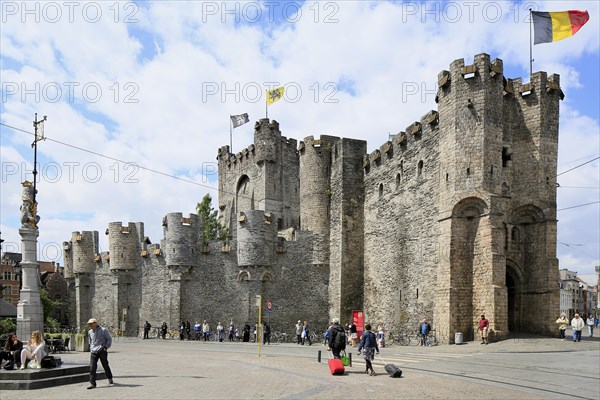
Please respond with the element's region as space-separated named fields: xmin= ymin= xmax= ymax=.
xmin=20 ymin=330 xmax=46 ymax=369
xmin=1 ymin=333 xmax=23 ymax=370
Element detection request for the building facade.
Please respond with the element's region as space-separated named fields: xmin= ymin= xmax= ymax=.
xmin=559 ymin=268 xmax=598 ymax=320
xmin=62 ymin=54 xmax=562 ymax=343
xmin=0 ymin=252 xmax=69 ymax=324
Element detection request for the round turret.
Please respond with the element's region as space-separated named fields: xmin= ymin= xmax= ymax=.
xmin=71 ymin=231 xmax=99 ymax=274
xmin=237 ymin=210 xmax=277 ymax=267
xmin=62 ymin=240 xmax=73 ymax=279
xmin=163 ymin=212 xmax=201 ymax=267
xmin=108 ymin=222 xmax=141 ymax=270
xmin=254 ymin=119 xmax=281 ymax=163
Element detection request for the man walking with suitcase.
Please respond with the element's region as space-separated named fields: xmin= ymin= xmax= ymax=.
xmin=327 ymin=318 xmax=346 ymax=359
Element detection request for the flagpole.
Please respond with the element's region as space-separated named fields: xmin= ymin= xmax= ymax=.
xmin=32 ymin=113 xmax=46 ymax=206
xmin=529 ymin=8 xmax=533 ymax=80
xmin=229 ymin=116 xmax=233 ymax=154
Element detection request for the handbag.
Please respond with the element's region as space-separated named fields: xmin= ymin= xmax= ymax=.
xmin=41 ymin=355 xmax=57 ymax=368
xmin=340 ymin=351 xmax=349 ymax=367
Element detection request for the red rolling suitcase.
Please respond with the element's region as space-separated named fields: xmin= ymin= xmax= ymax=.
xmin=327 ymin=352 xmax=345 ymax=375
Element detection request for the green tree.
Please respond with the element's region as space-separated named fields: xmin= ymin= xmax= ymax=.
xmin=196 ymin=194 xmax=229 ymax=245
xmin=40 ymin=288 xmax=61 ymax=330
xmin=0 ymin=318 xmax=16 ymax=335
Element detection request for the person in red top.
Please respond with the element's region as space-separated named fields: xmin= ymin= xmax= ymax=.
xmin=479 ymin=315 xmax=489 ymax=345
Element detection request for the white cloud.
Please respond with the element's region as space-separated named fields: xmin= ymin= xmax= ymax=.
xmin=1 ymin=0 xmax=598 ymax=274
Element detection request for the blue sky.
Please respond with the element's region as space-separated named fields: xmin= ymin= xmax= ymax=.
xmin=1 ymin=0 xmax=598 ymax=278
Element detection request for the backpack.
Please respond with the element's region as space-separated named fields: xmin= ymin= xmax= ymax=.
xmin=333 ymin=328 xmax=347 ymax=349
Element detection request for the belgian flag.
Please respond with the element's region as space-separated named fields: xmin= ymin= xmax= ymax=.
xmin=532 ymin=10 xmax=589 ymax=44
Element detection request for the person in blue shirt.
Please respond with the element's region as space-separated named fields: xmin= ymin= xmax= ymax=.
xmin=419 ymin=319 xmax=432 ymax=346
xmin=87 ymin=318 xmax=114 ymax=389
xmin=357 ymin=324 xmax=380 ymax=376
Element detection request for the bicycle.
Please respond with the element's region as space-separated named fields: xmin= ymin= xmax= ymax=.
xmin=110 ymin=327 xmax=125 ymax=337
xmin=272 ymin=331 xmax=289 ymax=343
xmin=423 ymin=330 xmax=438 ymax=346
xmin=393 ymin=332 xmax=414 ymax=346
xmin=149 ymin=327 xmax=161 ymax=339
xmin=167 ymin=329 xmax=178 ymax=339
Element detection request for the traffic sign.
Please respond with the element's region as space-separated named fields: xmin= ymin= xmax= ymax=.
xmin=266 ymin=300 xmax=273 ymax=311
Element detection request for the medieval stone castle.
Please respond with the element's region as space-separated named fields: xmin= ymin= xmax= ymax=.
xmin=62 ymin=54 xmax=562 ymax=343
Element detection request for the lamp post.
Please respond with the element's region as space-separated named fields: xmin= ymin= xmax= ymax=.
xmin=16 ymin=114 xmax=46 ymax=339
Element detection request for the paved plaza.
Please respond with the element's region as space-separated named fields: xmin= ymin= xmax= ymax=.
xmin=1 ymin=332 xmax=599 ymax=400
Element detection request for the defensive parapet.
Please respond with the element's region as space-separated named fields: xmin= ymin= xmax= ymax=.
xmin=162 ymin=212 xmax=201 ymax=267
xmin=107 ymin=222 xmax=143 ymax=270
xmin=237 ymin=210 xmax=277 ymax=267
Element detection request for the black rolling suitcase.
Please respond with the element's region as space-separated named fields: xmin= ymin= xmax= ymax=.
xmin=384 ymin=363 xmax=402 ymax=377
xmin=379 ymin=355 xmax=402 ymax=377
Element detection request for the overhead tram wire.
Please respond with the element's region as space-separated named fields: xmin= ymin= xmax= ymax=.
xmin=0 ymin=121 xmax=296 ymax=212
xmin=557 ymin=201 xmax=600 ymax=212
xmin=511 ymin=155 xmax=599 ymax=192
xmin=557 ymin=240 xmax=599 ymax=261
xmin=2 ymin=121 xmax=598 ymax=217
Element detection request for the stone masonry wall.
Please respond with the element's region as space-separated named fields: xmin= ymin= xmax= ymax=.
xmin=65 ymin=54 xmax=560 ymax=345
xmin=363 ymin=113 xmax=440 ymax=336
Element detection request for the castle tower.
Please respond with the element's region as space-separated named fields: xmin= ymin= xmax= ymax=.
xmin=161 ymin=213 xmax=201 ymax=326
xmin=163 ymin=213 xmax=200 ymax=267
xmin=298 ymin=135 xmax=338 ymax=265
xmin=328 ymin=138 xmax=367 ymax=321
xmin=434 ymin=54 xmax=561 ymax=342
xmin=68 ymin=231 xmax=99 ymax=328
xmin=107 ymin=222 xmax=143 ymax=335
xmin=502 ymin=71 xmax=561 ymax=336
xmin=236 ymin=209 xmax=277 ymax=323
xmin=254 ymin=118 xmax=281 ymax=164
xmin=217 ymin=118 xmax=300 ymax=243
xmin=237 ymin=210 xmax=277 ymax=267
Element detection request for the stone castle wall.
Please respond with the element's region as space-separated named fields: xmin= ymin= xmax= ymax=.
xmin=63 ymin=53 xmax=560 ymax=342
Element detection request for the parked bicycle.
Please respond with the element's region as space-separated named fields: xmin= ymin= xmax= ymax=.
xmin=271 ymin=331 xmax=290 ymax=343
xmin=422 ymin=330 xmax=438 ymax=346
xmin=392 ymin=332 xmax=419 ymax=346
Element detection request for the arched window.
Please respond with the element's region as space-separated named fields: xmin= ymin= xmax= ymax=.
xmin=378 ymin=183 xmax=384 ymax=198
xmin=511 ymin=226 xmax=520 ymax=242
xmin=417 ymin=160 xmax=423 ymax=176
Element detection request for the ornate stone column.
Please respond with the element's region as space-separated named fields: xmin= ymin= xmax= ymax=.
xmin=17 ymin=181 xmax=44 ymax=339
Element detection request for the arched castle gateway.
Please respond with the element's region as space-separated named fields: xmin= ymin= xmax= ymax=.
xmin=63 ymin=54 xmax=561 ymax=343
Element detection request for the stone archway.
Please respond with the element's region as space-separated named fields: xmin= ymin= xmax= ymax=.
xmin=505 ymin=259 xmax=523 ymax=334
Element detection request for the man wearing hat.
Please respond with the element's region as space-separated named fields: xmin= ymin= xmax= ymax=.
xmin=87 ymin=318 xmax=114 ymax=389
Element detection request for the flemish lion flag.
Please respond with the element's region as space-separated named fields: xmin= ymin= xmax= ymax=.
xmin=532 ymin=10 xmax=589 ymax=45
xmin=230 ymin=113 xmax=249 ymax=128
xmin=266 ymin=87 xmax=285 ymax=105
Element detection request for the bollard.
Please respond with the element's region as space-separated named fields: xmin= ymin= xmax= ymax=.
xmin=317 ymin=350 xmax=321 ymax=363
xmin=349 ymin=352 xmax=352 ymax=367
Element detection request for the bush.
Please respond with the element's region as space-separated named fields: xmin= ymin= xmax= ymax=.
xmin=0 ymin=318 xmax=16 ymax=335
xmin=44 ymin=317 xmax=61 ymax=333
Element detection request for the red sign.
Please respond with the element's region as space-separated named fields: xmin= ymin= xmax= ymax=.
xmin=352 ymin=310 xmax=364 ymax=339
xmin=266 ymin=300 xmax=273 ymax=311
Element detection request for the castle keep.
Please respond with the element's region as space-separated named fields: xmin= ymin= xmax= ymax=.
xmin=63 ymin=54 xmax=561 ymax=343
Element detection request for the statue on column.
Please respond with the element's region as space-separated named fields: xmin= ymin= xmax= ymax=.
xmin=20 ymin=181 xmax=39 ymax=229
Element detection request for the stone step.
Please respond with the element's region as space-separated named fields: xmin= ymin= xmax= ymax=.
xmin=0 ymin=365 xmax=106 ymax=389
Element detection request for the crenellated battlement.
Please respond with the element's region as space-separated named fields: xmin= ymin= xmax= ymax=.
xmin=364 ymin=109 xmax=441 ymax=171
xmin=162 ymin=212 xmax=201 ymax=267
xmin=62 ymin=230 xmax=100 ymax=278
xmin=107 ymin=222 xmax=144 ymax=271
